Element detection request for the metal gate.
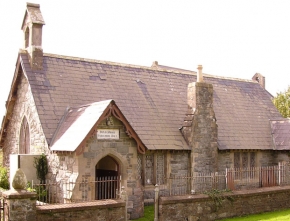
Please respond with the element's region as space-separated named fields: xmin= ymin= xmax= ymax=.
xmin=226 ymin=170 xmax=235 ymax=190
xmin=260 ymin=167 xmax=277 ymax=187
xmin=95 ymin=176 xmax=120 ymax=200
xmin=226 ymin=165 xmax=283 ymax=190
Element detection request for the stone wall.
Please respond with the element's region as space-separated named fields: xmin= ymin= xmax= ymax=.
xmin=36 ymin=200 xmax=126 ymax=221
xmin=3 ymin=189 xmax=126 ymax=221
xmin=258 ymin=151 xmax=275 ymax=166
xmin=274 ymin=151 xmax=290 ymax=164
xmin=217 ymin=151 xmax=232 ymax=171
xmin=2 ymin=74 xmax=48 ymax=167
xmin=170 ymin=151 xmax=190 ymax=176
xmin=159 ymin=186 xmax=290 ymax=221
xmin=2 ymin=189 xmax=37 ymax=221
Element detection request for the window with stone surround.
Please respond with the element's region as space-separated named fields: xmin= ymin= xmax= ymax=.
xmin=234 ymin=152 xmax=256 ymax=168
xmin=19 ymin=116 xmax=30 ymax=154
xmin=145 ymin=153 xmax=154 ymax=185
xmin=138 ymin=152 xmax=166 ymax=185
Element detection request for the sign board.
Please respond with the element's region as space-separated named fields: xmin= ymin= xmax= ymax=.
xmin=97 ymin=129 xmax=119 ymax=140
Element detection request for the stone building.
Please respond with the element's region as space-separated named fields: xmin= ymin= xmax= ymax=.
xmin=1 ymin=3 xmax=290 ymax=219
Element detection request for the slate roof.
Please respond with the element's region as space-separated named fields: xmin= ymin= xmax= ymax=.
xmin=19 ymin=52 xmax=283 ymax=151
xmin=270 ymin=119 xmax=290 ymax=150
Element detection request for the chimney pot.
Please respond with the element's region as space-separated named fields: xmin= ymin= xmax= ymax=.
xmin=197 ymin=65 xmax=203 ymax=82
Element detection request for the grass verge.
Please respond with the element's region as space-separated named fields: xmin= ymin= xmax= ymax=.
xmin=219 ymin=208 xmax=290 ymax=221
xmin=134 ymin=206 xmax=290 ymax=221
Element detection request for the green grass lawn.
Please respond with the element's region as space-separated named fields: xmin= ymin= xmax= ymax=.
xmin=134 ymin=205 xmax=154 ymax=221
xmin=134 ymin=206 xmax=290 ymax=221
xmin=219 ymin=209 xmax=290 ymax=221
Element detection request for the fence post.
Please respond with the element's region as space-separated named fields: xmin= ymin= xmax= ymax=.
xmin=154 ymin=184 xmax=159 ymax=221
xmin=225 ymin=168 xmax=228 ymax=189
xmin=120 ymin=186 xmax=127 ymax=221
xmin=278 ymin=162 xmax=281 ymax=186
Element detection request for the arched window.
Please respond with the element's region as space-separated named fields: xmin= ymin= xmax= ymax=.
xmin=19 ymin=117 xmax=30 ymax=154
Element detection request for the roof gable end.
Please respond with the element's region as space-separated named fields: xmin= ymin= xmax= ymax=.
xmin=51 ymin=100 xmax=146 ymax=154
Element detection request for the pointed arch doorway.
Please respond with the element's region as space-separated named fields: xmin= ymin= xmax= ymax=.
xmin=95 ymin=156 xmax=120 ymax=200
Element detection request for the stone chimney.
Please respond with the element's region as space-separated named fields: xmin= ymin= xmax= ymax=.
xmin=181 ymin=65 xmax=218 ymax=173
xmin=252 ymin=73 xmax=265 ymax=89
xmin=21 ymin=3 xmax=45 ymax=70
xmin=151 ymin=61 xmax=159 ymax=68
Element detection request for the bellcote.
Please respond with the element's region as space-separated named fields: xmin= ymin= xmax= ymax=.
xmin=21 ymin=3 xmax=45 ymax=70
xmin=252 ymin=73 xmax=265 ymax=89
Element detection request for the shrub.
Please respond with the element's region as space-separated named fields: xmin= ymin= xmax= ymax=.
xmin=34 ymin=153 xmax=48 ymax=184
xmin=0 ymin=166 xmax=9 ymax=190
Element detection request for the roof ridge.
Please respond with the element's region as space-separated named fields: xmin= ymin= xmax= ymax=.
xmin=42 ymin=52 xmax=257 ymax=84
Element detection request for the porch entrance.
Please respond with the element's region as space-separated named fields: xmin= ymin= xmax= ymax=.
xmin=95 ymin=156 xmax=120 ymax=200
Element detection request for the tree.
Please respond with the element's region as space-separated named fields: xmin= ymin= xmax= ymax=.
xmin=273 ymin=86 xmax=290 ymax=118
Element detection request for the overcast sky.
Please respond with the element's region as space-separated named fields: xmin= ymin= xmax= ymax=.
xmin=0 ymin=0 xmax=289 ymax=119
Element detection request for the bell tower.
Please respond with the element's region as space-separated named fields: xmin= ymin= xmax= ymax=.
xmin=21 ymin=3 xmax=45 ymax=70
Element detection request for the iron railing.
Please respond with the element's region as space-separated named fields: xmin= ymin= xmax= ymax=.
xmin=32 ymin=176 xmax=121 ymax=206
xmin=226 ymin=162 xmax=290 ymax=190
xmin=159 ymin=163 xmax=290 ymax=196
xmin=30 ymin=163 xmax=290 ymax=205
xmin=159 ymin=172 xmax=226 ymax=196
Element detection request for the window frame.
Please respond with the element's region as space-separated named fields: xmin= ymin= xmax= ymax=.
xmin=139 ymin=151 xmax=166 ymax=186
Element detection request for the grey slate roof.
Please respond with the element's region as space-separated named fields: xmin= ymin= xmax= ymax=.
xmin=270 ymin=119 xmax=290 ymax=150
xmin=20 ymin=52 xmax=284 ymax=151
